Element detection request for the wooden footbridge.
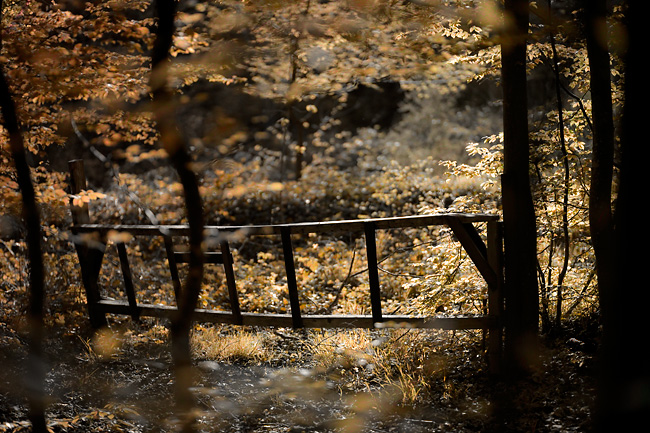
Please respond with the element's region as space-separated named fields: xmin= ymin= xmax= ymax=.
xmin=68 ymin=160 xmax=504 ymax=372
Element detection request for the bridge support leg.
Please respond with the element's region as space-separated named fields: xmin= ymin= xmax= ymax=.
xmin=281 ymin=227 xmax=303 ymax=328
xmin=364 ymin=222 xmax=383 ymax=325
xmin=68 ymin=159 xmax=107 ymax=328
xmin=220 ymin=240 xmax=242 ymax=325
xmin=487 ymin=221 xmax=504 ymax=374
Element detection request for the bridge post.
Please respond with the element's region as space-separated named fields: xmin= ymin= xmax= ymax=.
xmin=220 ymin=240 xmax=242 ymax=325
xmin=68 ymin=159 xmax=107 ymax=328
xmin=364 ymin=222 xmax=383 ymax=324
xmin=487 ymin=220 xmax=504 ymax=374
xmin=281 ymin=227 xmax=303 ymax=328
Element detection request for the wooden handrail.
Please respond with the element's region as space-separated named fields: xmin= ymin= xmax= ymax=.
xmin=71 ymin=212 xmax=499 ymax=237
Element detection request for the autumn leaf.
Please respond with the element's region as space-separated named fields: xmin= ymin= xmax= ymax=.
xmin=71 ymin=190 xmax=107 ymax=207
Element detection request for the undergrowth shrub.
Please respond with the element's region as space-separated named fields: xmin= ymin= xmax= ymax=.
xmin=308 ymin=328 xmax=454 ymax=404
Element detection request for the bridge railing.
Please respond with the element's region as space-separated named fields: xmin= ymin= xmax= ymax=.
xmin=68 ymin=159 xmax=504 ymax=373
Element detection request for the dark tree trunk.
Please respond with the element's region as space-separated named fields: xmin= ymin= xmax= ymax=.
xmin=0 ymin=2 xmax=46 ymax=429
xmin=594 ymin=2 xmax=650 ymax=430
xmin=500 ymin=0 xmax=540 ymax=376
xmin=584 ymin=0 xmax=616 ymax=307
xmin=151 ymin=1 xmax=205 ymax=431
xmin=0 ymin=65 xmax=47 ymax=433
xmin=583 ymin=0 xmax=617 ymax=427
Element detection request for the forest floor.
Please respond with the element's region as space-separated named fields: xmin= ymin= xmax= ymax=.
xmin=1 ymin=312 xmax=598 ymax=433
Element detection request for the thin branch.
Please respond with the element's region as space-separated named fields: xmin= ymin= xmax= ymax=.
xmin=548 ymin=2 xmax=571 ymax=327
xmin=70 ymin=118 xmax=162 ymax=227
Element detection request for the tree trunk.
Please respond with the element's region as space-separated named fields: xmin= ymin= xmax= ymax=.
xmin=1 ymin=4 xmax=47 ymax=428
xmin=0 ymin=65 xmax=47 ymax=433
xmin=585 ymin=0 xmax=616 ymax=291
xmin=593 ymin=1 xmax=650 ymax=430
xmin=151 ymin=1 xmax=205 ymax=431
xmin=500 ymin=0 xmax=540 ymax=375
xmin=583 ymin=0 xmax=617 ymax=427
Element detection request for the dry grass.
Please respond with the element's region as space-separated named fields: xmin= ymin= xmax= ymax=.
xmin=189 ymin=320 xmax=472 ymax=406
xmin=308 ymin=328 xmax=450 ymax=404
xmin=191 ymin=325 xmax=274 ymax=364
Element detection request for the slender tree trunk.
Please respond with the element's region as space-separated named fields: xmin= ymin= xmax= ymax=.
xmin=0 ymin=65 xmax=47 ymax=433
xmin=1 ymin=5 xmax=46 ymax=427
xmin=583 ymin=2 xmax=617 ymax=427
xmin=151 ymin=1 xmax=205 ymax=431
xmin=584 ymin=0 xmax=615 ymax=299
xmin=593 ymin=1 xmax=650 ymax=430
xmin=547 ymin=13 xmax=571 ymax=327
xmin=0 ymin=3 xmax=46 ymax=426
xmin=500 ymin=0 xmax=540 ymax=375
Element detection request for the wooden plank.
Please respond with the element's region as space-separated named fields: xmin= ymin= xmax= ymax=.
xmin=68 ymin=160 xmax=90 ymax=225
xmin=364 ymin=222 xmax=382 ymax=323
xmin=163 ymin=236 xmax=182 ymax=303
xmin=71 ymin=213 xmax=500 ymax=237
xmin=220 ymin=241 xmax=242 ymax=325
xmin=116 ymin=242 xmax=139 ymax=320
xmin=174 ymin=251 xmax=225 ymax=264
xmin=68 ymin=159 xmax=107 ymax=328
xmin=73 ymin=224 xmax=194 ymax=236
xmin=445 ymin=218 xmax=498 ymax=288
xmin=487 ymin=221 xmax=504 ymax=374
xmin=94 ymin=299 xmax=495 ymax=329
xmin=271 ymin=213 xmax=500 ymax=235
xmin=76 ymin=241 xmax=108 ymax=328
xmin=452 ymin=221 xmax=487 ymax=257
xmin=281 ymin=227 xmax=302 ymax=328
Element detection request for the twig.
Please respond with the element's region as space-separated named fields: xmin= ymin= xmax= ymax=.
xmin=323 ymin=247 xmax=357 ymax=313
xmin=70 ymin=117 xmax=161 ymax=227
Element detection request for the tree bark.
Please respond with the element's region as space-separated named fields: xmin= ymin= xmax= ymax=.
xmin=593 ymin=1 xmax=650 ymax=430
xmin=0 ymin=3 xmax=47 ymax=428
xmin=0 ymin=65 xmax=47 ymax=433
xmin=585 ymin=0 xmax=615 ymax=294
xmin=500 ymin=0 xmax=540 ymax=375
xmin=151 ymin=1 xmax=205 ymax=431
xmin=583 ymin=1 xmax=617 ymax=427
